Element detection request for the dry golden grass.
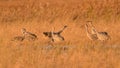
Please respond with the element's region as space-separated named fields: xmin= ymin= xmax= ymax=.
xmin=0 ymin=0 xmax=120 ymax=68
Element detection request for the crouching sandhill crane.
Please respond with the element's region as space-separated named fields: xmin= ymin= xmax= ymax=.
xmin=21 ymin=28 xmax=38 ymax=41
xmin=88 ymin=21 xmax=111 ymax=41
xmin=43 ymin=25 xmax=67 ymax=42
xmin=85 ymin=24 xmax=98 ymax=41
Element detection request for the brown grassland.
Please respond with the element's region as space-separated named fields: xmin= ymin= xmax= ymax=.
xmin=0 ymin=0 xmax=120 ymax=68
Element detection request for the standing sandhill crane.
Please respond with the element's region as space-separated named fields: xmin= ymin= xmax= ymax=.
xmin=43 ymin=25 xmax=67 ymax=42
xmin=21 ymin=28 xmax=38 ymax=41
xmin=88 ymin=21 xmax=111 ymax=41
xmin=85 ymin=24 xmax=98 ymax=40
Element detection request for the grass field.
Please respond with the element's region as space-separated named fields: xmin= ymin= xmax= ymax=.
xmin=0 ymin=0 xmax=120 ymax=68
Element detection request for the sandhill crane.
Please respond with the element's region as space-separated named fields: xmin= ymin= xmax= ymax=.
xmin=43 ymin=25 xmax=67 ymax=42
xmin=88 ymin=21 xmax=111 ymax=41
xmin=85 ymin=24 xmax=98 ymax=40
xmin=21 ymin=28 xmax=38 ymax=41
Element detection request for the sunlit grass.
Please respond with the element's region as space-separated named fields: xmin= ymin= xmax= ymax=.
xmin=0 ymin=0 xmax=120 ymax=68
